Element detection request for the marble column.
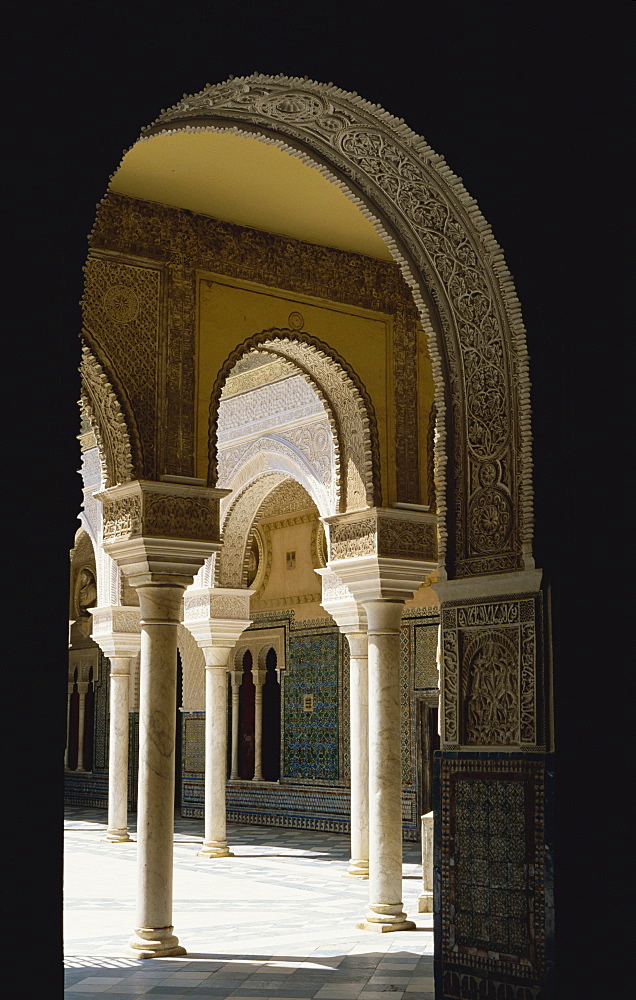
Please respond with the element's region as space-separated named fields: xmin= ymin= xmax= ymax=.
xmin=100 ymin=477 xmax=228 ymax=959
xmin=345 ymin=630 xmax=369 ymax=878
xmin=76 ymin=680 xmax=88 ymax=771
xmin=358 ymin=599 xmax=414 ymax=931
xmin=182 ymin=588 xmax=252 ymax=859
xmin=65 ymin=682 xmax=73 ymax=769
xmin=324 ymin=504 xmax=437 ymax=933
xmin=130 ymin=583 xmax=186 ymax=957
xmin=317 ymin=568 xmax=369 ymax=879
xmin=252 ymin=667 xmax=267 ymax=782
xmin=200 ymin=646 xmax=234 ymax=857
xmin=89 ymin=606 xmax=141 ymax=844
xmin=106 ymin=657 xmax=133 ymax=842
xmin=229 ymin=669 xmax=242 ymax=780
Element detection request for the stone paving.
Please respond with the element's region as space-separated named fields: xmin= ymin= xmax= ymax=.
xmin=64 ymin=806 xmax=434 ymax=999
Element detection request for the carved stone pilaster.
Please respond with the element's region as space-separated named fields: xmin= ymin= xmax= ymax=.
xmin=435 ymin=571 xmax=548 ymax=751
xmin=325 ymin=507 xmax=437 ymax=603
xmin=98 ymin=479 xmax=230 ymax=586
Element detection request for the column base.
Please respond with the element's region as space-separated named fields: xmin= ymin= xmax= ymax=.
xmin=127 ymin=926 xmax=186 ymax=959
xmin=357 ymin=903 xmax=416 ymax=932
xmin=356 ymin=918 xmax=416 ymax=933
xmin=418 ymin=891 xmax=434 ymax=913
xmin=342 ymin=858 xmax=369 ymax=879
xmin=103 ymin=829 xmax=132 ymax=843
xmin=197 ymin=841 xmax=234 ymax=858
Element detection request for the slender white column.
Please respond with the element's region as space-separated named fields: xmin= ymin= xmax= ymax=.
xmin=345 ymin=630 xmax=369 ymax=878
xmin=358 ymin=599 xmax=415 ymax=932
xmin=76 ymin=681 xmax=88 ymax=771
xmin=252 ymin=668 xmax=266 ymax=782
xmin=105 ymin=657 xmax=132 ymax=842
xmin=229 ymin=669 xmax=241 ymax=780
xmin=198 ymin=647 xmax=233 ymax=858
xmin=128 ymin=584 xmax=186 ymax=959
xmin=65 ymin=683 xmax=73 ymax=769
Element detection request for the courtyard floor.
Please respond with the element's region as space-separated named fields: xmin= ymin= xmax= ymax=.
xmin=64 ymin=806 xmax=434 ymax=999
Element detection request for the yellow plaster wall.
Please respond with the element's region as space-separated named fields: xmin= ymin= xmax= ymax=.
xmin=196 ymin=273 xmax=394 ymax=502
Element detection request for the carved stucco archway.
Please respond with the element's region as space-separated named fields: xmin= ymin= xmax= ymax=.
xmin=130 ymin=73 xmax=535 ymax=581
xmin=216 ymin=472 xmax=321 ymax=590
xmin=210 ymin=331 xmax=380 ymax=513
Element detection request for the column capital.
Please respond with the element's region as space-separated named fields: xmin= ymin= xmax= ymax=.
xmin=182 ymin=587 xmax=253 ymax=650
xmin=97 ymin=480 xmax=230 ymax=587
xmin=324 ymin=507 xmax=437 ymax=604
xmin=89 ymin=605 xmax=141 ymax=658
xmin=315 ymin=567 xmax=367 ymax=633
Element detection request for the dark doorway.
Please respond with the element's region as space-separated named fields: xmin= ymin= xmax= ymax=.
xmin=239 ymin=650 xmax=255 ymax=779
xmin=262 ymin=647 xmax=281 ymax=781
xmin=418 ymin=701 xmax=440 ymax=817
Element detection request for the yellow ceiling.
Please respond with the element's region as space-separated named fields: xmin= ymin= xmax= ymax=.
xmin=109 ymin=131 xmax=393 ymax=261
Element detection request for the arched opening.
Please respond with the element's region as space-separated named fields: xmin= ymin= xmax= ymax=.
xmin=238 ymin=650 xmax=255 ymax=780
xmin=76 ymin=74 xmax=549 ymax=997
xmin=261 ymin=647 xmax=281 ymax=782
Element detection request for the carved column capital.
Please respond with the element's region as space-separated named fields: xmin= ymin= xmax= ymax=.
xmin=97 ymin=479 xmax=230 ymax=587
xmin=325 ymin=507 xmax=437 ymax=604
xmin=88 ymin=605 xmax=141 ymax=658
xmin=182 ymin=587 xmax=253 ymax=651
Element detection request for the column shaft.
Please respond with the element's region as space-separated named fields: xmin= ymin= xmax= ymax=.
xmin=253 ymin=678 xmax=264 ymax=782
xmin=76 ymin=683 xmax=87 ymax=771
xmin=105 ymin=657 xmax=132 ymax=842
xmin=199 ymin=650 xmax=233 ymax=858
xmin=65 ymin=684 xmax=73 ymax=768
xmin=359 ymin=600 xmax=414 ymax=932
xmin=129 ymin=585 xmax=186 ymax=958
xmin=346 ymin=632 xmax=369 ymax=878
xmin=230 ymin=673 xmax=241 ymax=780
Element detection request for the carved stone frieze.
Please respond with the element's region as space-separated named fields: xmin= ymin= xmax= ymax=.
xmin=440 ymin=591 xmax=545 ymax=750
xmin=328 ymin=508 xmax=437 ymax=563
xmin=183 ymin=590 xmax=252 ymax=623
xmin=100 ymin=480 xmax=223 ymax=544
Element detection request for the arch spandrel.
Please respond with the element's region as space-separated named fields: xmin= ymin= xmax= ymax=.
xmin=139 ymin=74 xmax=534 ymax=579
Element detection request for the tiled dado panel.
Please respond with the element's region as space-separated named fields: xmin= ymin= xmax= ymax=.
xmin=180 ymin=713 xmax=422 ymax=839
xmin=283 ymin=630 xmax=341 ymax=781
xmin=434 ymin=753 xmax=554 ymax=1000
xmin=63 ymin=772 xmax=108 ymax=808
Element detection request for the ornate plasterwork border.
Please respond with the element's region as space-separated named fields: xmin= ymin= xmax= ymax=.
xmin=135 ymin=73 xmax=533 ymax=578
xmin=79 ymin=344 xmax=136 ymax=488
